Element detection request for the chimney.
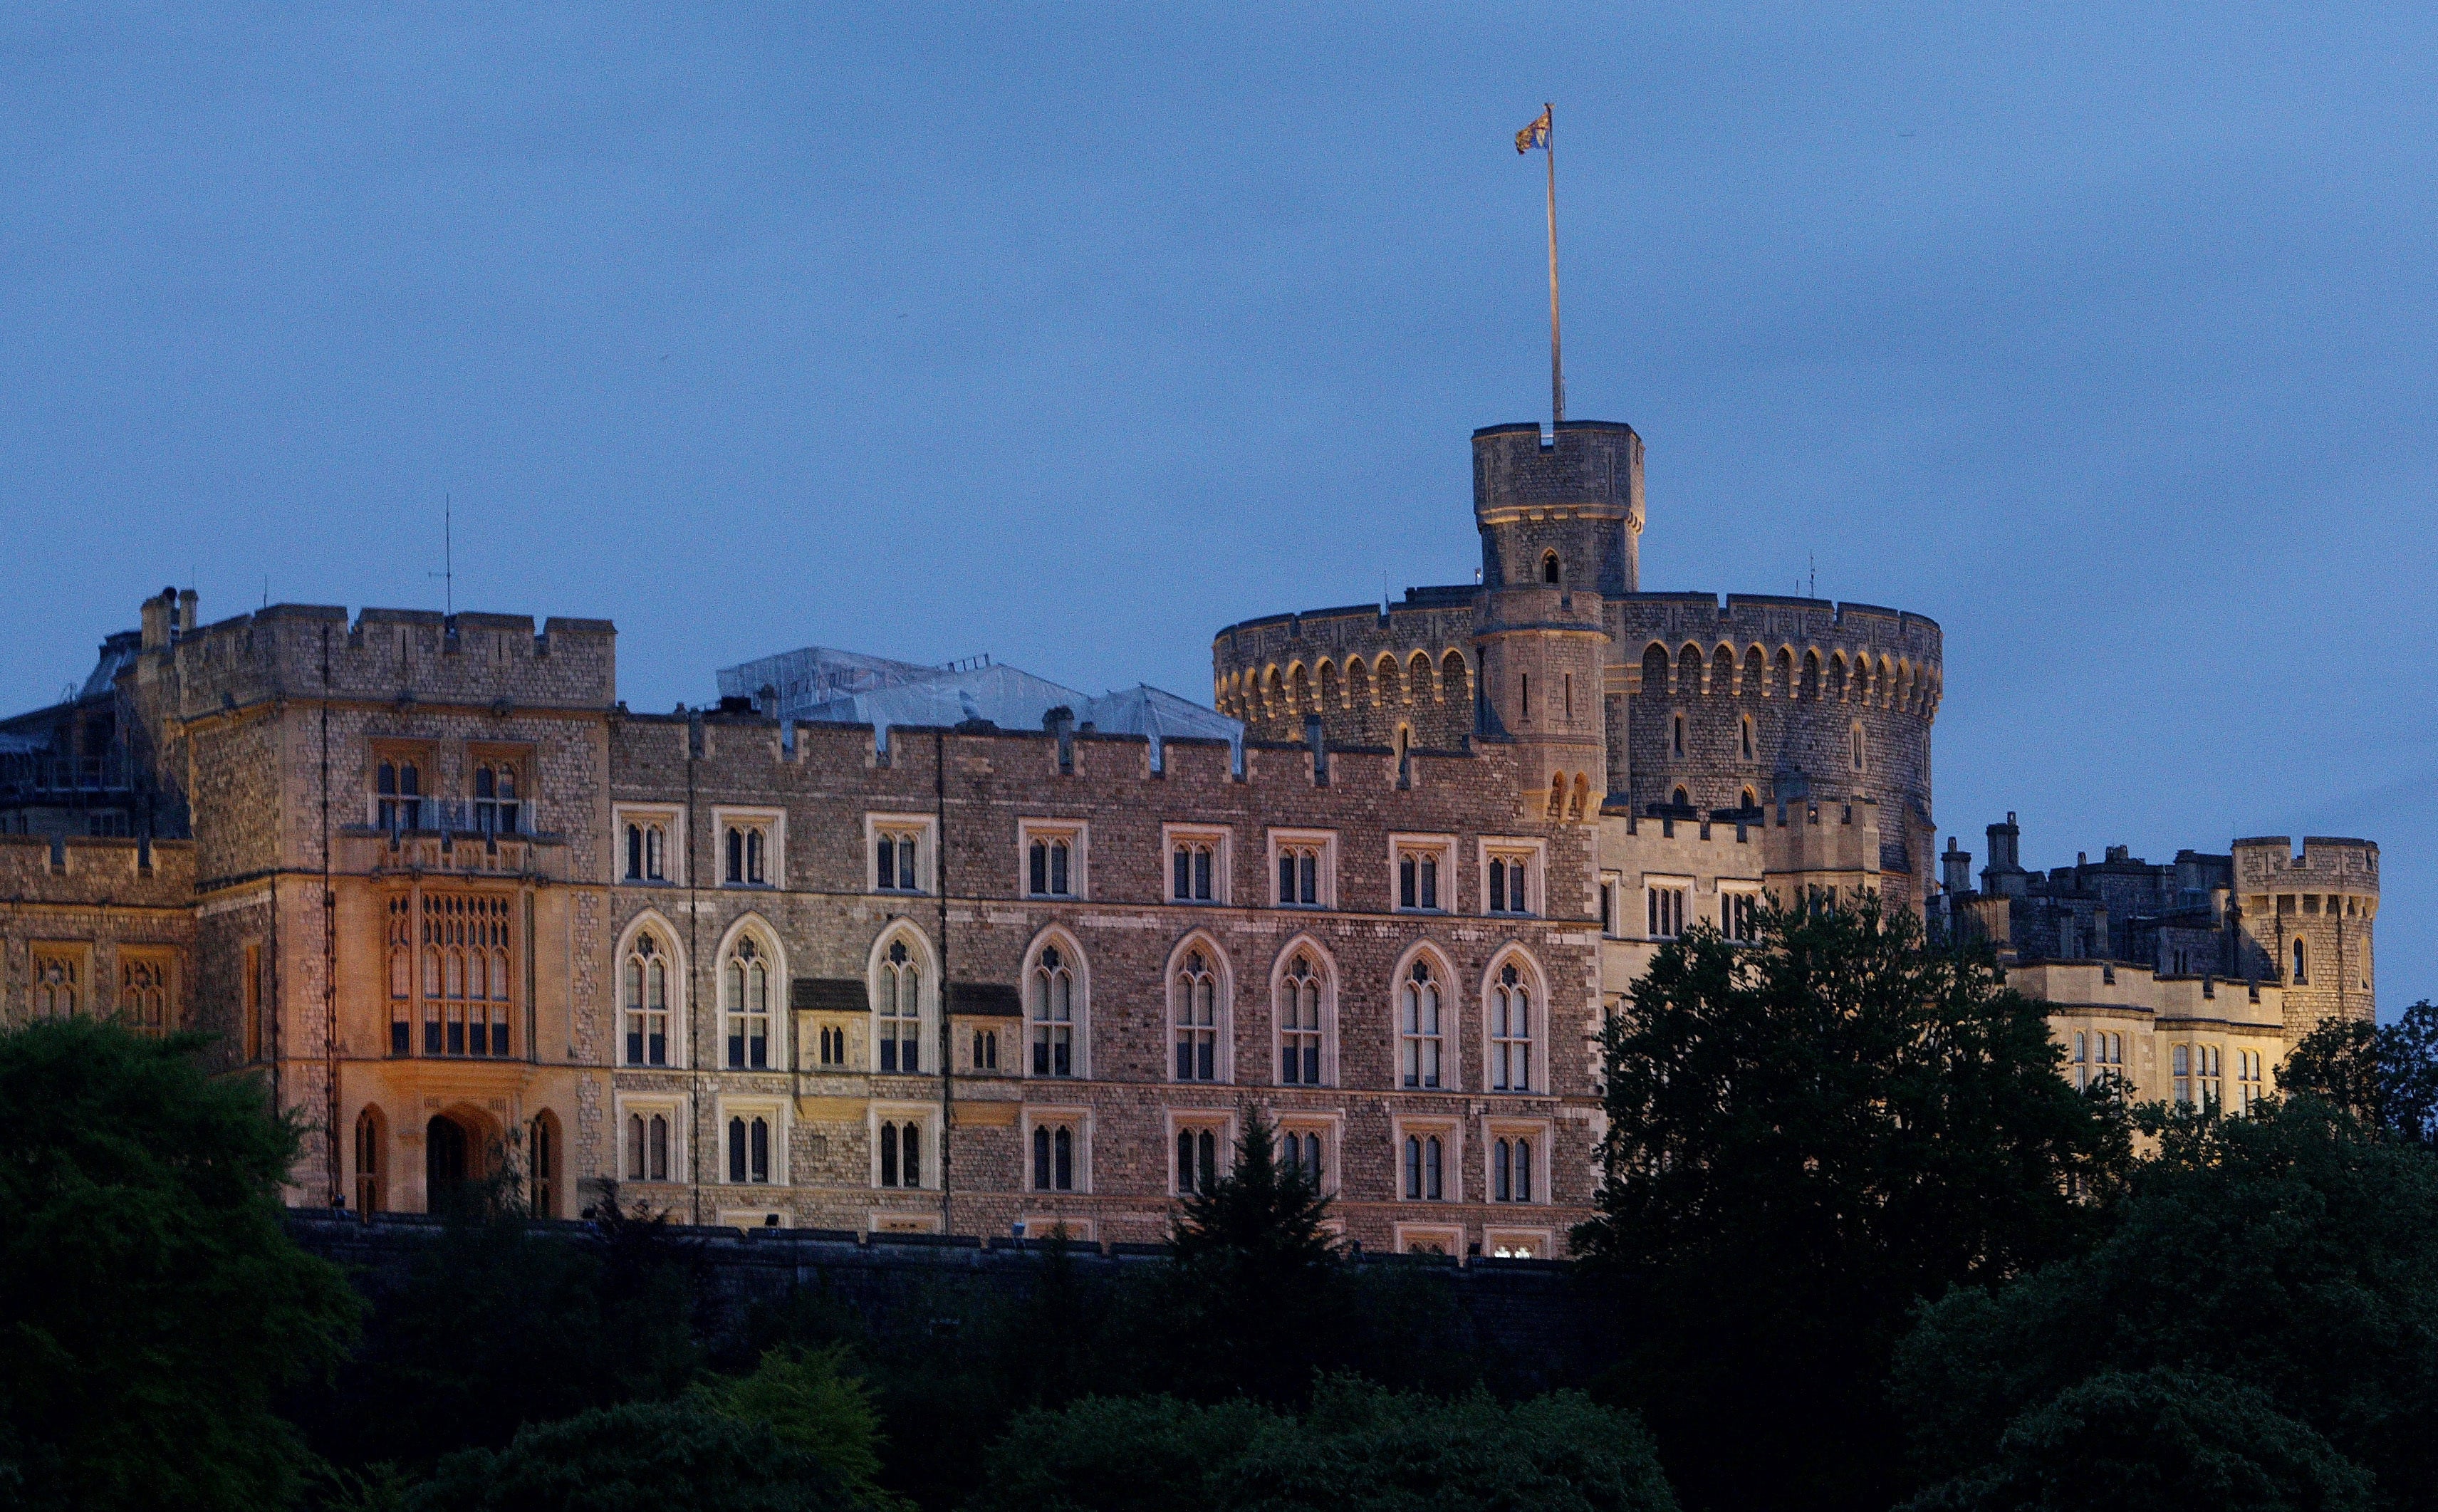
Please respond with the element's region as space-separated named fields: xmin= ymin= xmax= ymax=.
xmin=139 ymin=588 xmax=174 ymax=651
xmin=177 ymin=588 xmax=198 ymax=635
xmin=1941 ymin=837 xmax=1974 ymax=896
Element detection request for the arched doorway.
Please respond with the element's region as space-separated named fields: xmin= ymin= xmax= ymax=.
xmin=425 ymin=1114 xmax=471 ymax=1213
xmin=353 ymin=1107 xmax=386 ymax=1214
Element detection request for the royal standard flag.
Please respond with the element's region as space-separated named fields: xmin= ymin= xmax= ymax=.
xmin=1516 ymin=107 xmax=1551 ymax=153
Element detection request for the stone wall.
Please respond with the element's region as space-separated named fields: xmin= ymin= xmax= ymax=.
xmin=286 ymin=1209 xmax=1617 ymax=1393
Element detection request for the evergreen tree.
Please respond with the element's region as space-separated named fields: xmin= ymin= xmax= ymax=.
xmin=0 ymin=1017 xmax=363 ymax=1511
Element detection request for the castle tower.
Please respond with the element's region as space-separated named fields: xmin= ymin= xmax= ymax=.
xmin=1468 ymin=422 xmax=1638 ymax=821
xmin=2233 ymin=836 xmax=2379 ymax=1036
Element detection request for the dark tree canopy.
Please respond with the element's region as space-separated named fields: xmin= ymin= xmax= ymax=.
xmin=1896 ymin=1098 xmax=2438 ymax=1511
xmin=1574 ymin=897 xmax=2133 ymax=1512
xmin=405 ymin=1399 xmax=853 ymax=1512
xmin=2278 ymin=999 xmax=2438 ymax=1147
xmin=964 ymin=1378 xmax=1677 ymax=1512
xmin=0 ymin=1018 xmax=362 ymax=1512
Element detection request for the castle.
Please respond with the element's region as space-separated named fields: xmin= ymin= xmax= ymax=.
xmin=0 ymin=418 xmax=2377 ymax=1256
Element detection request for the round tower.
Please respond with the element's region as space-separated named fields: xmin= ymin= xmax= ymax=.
xmin=1467 ymin=422 xmax=1640 ymax=821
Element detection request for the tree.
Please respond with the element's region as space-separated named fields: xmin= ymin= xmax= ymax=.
xmin=1573 ymin=896 xmax=2133 ymax=1512
xmin=0 ymin=1017 xmax=363 ymax=1512
xmin=697 ymin=1345 xmax=905 ymax=1511
xmin=297 ymin=1196 xmax=699 ymax=1473
xmin=2279 ymin=1000 xmax=2438 ymax=1147
xmin=1895 ymin=1097 xmax=2438 ymax=1511
xmin=964 ymin=1378 xmax=1677 ymax=1512
xmin=1152 ymin=1109 xmax=1352 ymax=1404
xmin=404 ymin=1399 xmax=852 ymax=1512
xmin=1901 ymin=1367 xmax=2373 ymax=1512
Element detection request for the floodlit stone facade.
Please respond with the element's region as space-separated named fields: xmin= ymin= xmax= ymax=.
xmin=0 ymin=417 xmax=2375 ymax=1254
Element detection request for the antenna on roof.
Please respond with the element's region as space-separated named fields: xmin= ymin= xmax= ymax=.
xmin=428 ymin=493 xmax=454 ymax=617
xmin=1808 ymin=551 xmax=1816 ymax=599
xmin=261 ymin=574 xmax=269 ymax=610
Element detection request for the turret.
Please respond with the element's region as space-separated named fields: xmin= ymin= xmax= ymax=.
xmin=1468 ymin=422 xmax=1632 ymax=821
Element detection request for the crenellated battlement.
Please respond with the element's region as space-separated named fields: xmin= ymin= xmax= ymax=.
xmin=1615 ymin=595 xmax=1943 ymax=713
xmin=1212 ymin=589 xmax=1482 ymax=749
xmin=2234 ymin=835 xmax=2380 ymax=897
xmin=160 ymin=602 xmax=618 ymax=722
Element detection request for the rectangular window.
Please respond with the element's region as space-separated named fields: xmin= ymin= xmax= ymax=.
xmin=714 ymin=807 xmax=783 ymax=889
xmin=243 ymin=942 xmax=264 ymax=1062
xmin=971 ymin=1028 xmax=999 ymax=1071
xmin=1174 ymin=1123 xmax=1224 ymax=1196
xmin=1269 ymin=830 xmax=1334 ymax=909
xmin=1491 ymin=1135 xmax=1536 ymax=1203
xmin=624 ymin=1109 xmax=674 ymax=1182
xmin=1647 ymin=886 xmax=1687 ymax=939
xmin=1484 ymin=848 xmax=1538 ymax=915
xmin=727 ymin=1113 xmax=774 ymax=1184
xmin=1721 ymin=890 xmax=1759 ymax=943
xmin=1164 ymin=826 xmax=1226 ymax=904
xmin=1031 ymin=1122 xmax=1078 ymax=1192
xmin=371 ymin=746 xmax=428 ymax=833
xmin=118 ymin=950 xmax=174 ymax=1037
xmin=1391 ymin=838 xmax=1450 ymax=912
xmin=878 ymin=1117 xmax=925 ymax=1189
xmin=414 ymin=893 xmax=516 ymax=1059
xmin=1278 ymin=1127 xmax=1328 ymax=1190
xmin=615 ymin=805 xmax=682 ymax=885
xmin=877 ymin=833 xmax=917 ymax=891
xmin=1403 ymin=1132 xmax=1446 ymax=1201
xmin=470 ymin=756 xmax=523 ymax=837
xmin=2172 ymin=1043 xmax=2192 ymax=1105
xmin=1021 ymin=822 xmax=1086 ymax=900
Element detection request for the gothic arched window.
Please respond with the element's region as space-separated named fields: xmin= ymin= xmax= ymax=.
xmin=1031 ymin=944 xmax=1078 ymax=1078
xmin=878 ymin=938 xmax=922 ymax=1073
xmin=1173 ymin=948 xmax=1219 ymax=1082
xmin=1489 ymin=961 xmax=1533 ymax=1093
xmin=1278 ymin=952 xmax=1325 ymax=1085
xmin=624 ymin=932 xmax=671 ymax=1067
xmin=724 ymin=935 xmax=771 ymax=1070
xmin=1400 ymin=957 xmax=1443 ymax=1090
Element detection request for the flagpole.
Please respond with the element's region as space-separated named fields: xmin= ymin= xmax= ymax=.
xmin=1545 ymin=102 xmax=1564 ymax=427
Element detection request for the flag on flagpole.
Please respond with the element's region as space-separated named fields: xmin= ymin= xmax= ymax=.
xmin=1515 ymin=107 xmax=1551 ymax=153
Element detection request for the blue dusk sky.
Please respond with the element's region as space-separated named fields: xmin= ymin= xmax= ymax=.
xmin=4 ymin=6 xmax=2434 ymax=1004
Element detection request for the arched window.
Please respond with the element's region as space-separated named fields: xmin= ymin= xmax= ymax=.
xmin=727 ymin=1113 xmax=772 ymax=1184
xmin=1672 ymin=786 xmax=1690 ymax=808
xmin=1741 ymin=786 xmax=1759 ymax=811
xmin=724 ymin=935 xmax=772 ymax=1070
xmin=1031 ymin=944 xmax=1078 ymax=1078
xmin=1172 ymin=947 xmax=1219 ymax=1082
xmin=1375 ymin=655 xmax=1402 ymax=707
xmin=1489 ymin=961 xmax=1533 ymax=1092
xmin=877 ymin=937 xmax=922 ymax=1073
xmin=623 ymin=932 xmax=671 ymax=1067
xmin=1278 ymin=951 xmax=1325 ymax=1085
xmin=1031 ymin=1122 xmax=1076 ymax=1192
xmin=1348 ymin=657 xmax=1372 ymax=707
xmin=625 ymin=1110 xmax=671 ymax=1182
xmin=1541 ymin=551 xmax=1561 ymax=585
xmin=1399 ymin=956 xmax=1444 ymax=1090
xmin=1642 ymin=643 xmax=1669 ymax=695
xmin=1743 ymin=645 xmax=1764 ymax=694
xmin=1409 ymin=652 xmax=1434 ymax=704
xmin=1679 ymin=644 xmax=1704 ymax=694
xmin=1318 ymin=659 xmax=1340 ymax=709
xmin=1441 ymin=651 xmax=1469 ymax=709
xmin=354 ymin=1108 xmax=385 ymax=1214
xmin=2293 ymin=938 xmax=2308 ymax=984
